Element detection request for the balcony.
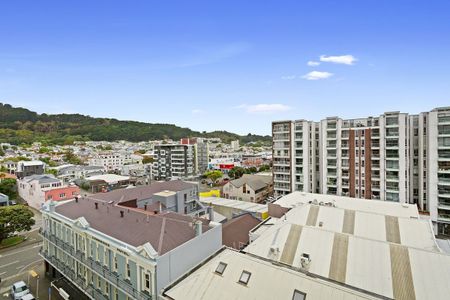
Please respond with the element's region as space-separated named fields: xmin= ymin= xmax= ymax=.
xmin=40 ymin=230 xmax=151 ymax=300
xmin=438 ymin=115 xmax=450 ymax=125
xmin=40 ymin=252 xmax=110 ymax=300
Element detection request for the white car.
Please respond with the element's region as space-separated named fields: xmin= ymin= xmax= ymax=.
xmin=10 ymin=281 xmax=30 ymax=300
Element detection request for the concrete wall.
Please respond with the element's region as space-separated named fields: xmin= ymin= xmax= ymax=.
xmin=155 ymin=224 xmax=222 ymax=294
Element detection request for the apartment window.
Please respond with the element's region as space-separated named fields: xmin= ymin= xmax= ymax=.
xmin=238 ymin=270 xmax=251 ymax=285
xmin=127 ymin=263 xmax=131 ymax=278
xmin=145 ymin=273 xmax=151 ymax=289
xmin=292 ymin=290 xmax=307 ymax=300
xmin=215 ymin=262 xmax=227 ymax=275
xmin=59 ymin=193 xmax=65 ymax=198
xmin=114 ymin=256 xmax=118 ymax=271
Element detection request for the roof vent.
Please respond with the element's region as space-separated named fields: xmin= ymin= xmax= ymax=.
xmin=300 ymin=253 xmax=311 ymax=270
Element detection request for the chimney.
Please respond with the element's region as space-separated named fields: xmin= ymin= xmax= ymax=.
xmin=120 ymin=211 xmax=124 ymax=218
xmin=208 ymin=207 xmax=214 ymax=221
xmin=194 ymin=220 xmax=203 ymax=236
xmin=95 ymin=203 xmax=98 ymax=210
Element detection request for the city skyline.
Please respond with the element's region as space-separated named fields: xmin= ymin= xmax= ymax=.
xmin=1 ymin=1 xmax=450 ymax=135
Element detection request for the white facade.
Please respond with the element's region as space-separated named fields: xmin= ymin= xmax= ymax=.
xmin=273 ymin=107 xmax=450 ymax=235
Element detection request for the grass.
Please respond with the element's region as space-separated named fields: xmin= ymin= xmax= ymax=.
xmin=0 ymin=235 xmax=25 ymax=249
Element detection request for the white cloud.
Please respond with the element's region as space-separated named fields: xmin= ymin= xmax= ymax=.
xmin=192 ymin=109 xmax=206 ymax=114
xmin=302 ymin=71 xmax=333 ymax=80
xmin=281 ymin=75 xmax=296 ymax=80
xmin=319 ymin=55 xmax=357 ymax=65
xmin=307 ymin=61 xmax=320 ymax=66
xmin=236 ymin=104 xmax=291 ymax=114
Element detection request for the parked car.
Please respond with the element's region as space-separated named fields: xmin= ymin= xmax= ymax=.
xmin=20 ymin=294 xmax=35 ymax=300
xmin=10 ymin=281 xmax=30 ymax=300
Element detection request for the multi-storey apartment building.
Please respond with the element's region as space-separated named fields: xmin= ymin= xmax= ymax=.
xmin=153 ymin=144 xmax=196 ymax=180
xmin=180 ymin=138 xmax=209 ymax=173
xmin=88 ymin=152 xmax=126 ymax=172
xmin=273 ymin=107 xmax=450 ymax=235
xmin=40 ymin=197 xmax=222 ymax=300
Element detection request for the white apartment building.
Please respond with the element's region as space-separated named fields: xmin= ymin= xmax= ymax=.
xmin=88 ymin=152 xmax=135 ymax=172
xmin=273 ymin=107 xmax=450 ymax=235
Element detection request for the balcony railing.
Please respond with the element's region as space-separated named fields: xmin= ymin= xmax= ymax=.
xmin=40 ymin=230 xmax=151 ymax=300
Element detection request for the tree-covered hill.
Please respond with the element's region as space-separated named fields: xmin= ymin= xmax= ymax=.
xmin=0 ymin=103 xmax=271 ymax=145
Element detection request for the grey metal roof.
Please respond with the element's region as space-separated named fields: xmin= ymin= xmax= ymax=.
xmin=229 ymin=174 xmax=272 ymax=191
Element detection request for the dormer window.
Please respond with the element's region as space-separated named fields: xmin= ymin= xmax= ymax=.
xmin=238 ymin=270 xmax=251 ymax=285
xmin=215 ymin=262 xmax=227 ymax=275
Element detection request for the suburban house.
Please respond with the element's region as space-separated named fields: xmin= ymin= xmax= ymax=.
xmin=18 ymin=174 xmax=80 ymax=209
xmin=222 ymin=174 xmax=273 ymax=203
xmin=16 ymin=160 xmax=46 ymax=178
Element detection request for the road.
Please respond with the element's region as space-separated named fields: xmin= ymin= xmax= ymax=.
xmin=0 ymin=207 xmax=44 ymax=297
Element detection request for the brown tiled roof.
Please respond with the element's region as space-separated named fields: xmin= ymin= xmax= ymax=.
xmin=89 ymin=180 xmax=196 ymax=204
xmin=55 ymin=197 xmax=209 ymax=255
xmin=222 ymin=213 xmax=261 ymax=250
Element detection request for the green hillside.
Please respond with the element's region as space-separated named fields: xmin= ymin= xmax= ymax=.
xmin=0 ymin=103 xmax=271 ymax=145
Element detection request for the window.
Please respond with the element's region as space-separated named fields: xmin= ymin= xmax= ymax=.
xmin=215 ymin=262 xmax=227 ymax=275
xmin=238 ymin=270 xmax=251 ymax=285
xmin=293 ymin=290 xmax=306 ymax=300
xmin=127 ymin=263 xmax=131 ymax=278
xmin=145 ymin=273 xmax=150 ymax=289
xmin=114 ymin=256 xmax=118 ymax=271
xmin=59 ymin=193 xmax=66 ymax=198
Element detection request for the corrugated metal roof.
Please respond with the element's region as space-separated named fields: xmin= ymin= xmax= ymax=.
xmin=162 ymin=248 xmax=380 ymax=300
xmin=283 ymin=204 xmax=439 ymax=251
xmin=244 ymin=221 xmax=450 ymax=300
xmin=274 ymin=192 xmax=419 ymax=218
xmin=200 ymin=197 xmax=268 ymax=213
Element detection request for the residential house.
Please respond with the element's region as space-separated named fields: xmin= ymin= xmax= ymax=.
xmin=18 ymin=174 xmax=80 ymax=209
xmin=222 ymin=174 xmax=273 ymax=203
xmin=16 ymin=160 xmax=46 ymax=178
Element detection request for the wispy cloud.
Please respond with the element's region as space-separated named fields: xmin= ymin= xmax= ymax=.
xmin=281 ymin=75 xmax=296 ymax=80
xmin=192 ymin=109 xmax=206 ymax=114
xmin=302 ymin=71 xmax=333 ymax=80
xmin=307 ymin=61 xmax=320 ymax=66
xmin=319 ymin=55 xmax=357 ymax=65
xmin=236 ymin=103 xmax=291 ymax=114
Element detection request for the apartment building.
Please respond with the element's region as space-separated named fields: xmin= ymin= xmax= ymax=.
xmin=272 ymin=107 xmax=450 ymax=234
xmin=180 ymin=138 xmax=209 ymax=173
xmin=39 ymin=197 xmax=222 ymax=300
xmin=153 ymin=144 xmax=196 ymax=180
xmin=88 ymin=151 xmax=140 ymax=172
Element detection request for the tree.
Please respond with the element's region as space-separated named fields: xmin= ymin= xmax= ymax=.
xmin=204 ymin=170 xmax=223 ymax=184
xmin=0 ymin=205 xmax=35 ymax=243
xmin=64 ymin=150 xmax=82 ymax=165
xmin=228 ymin=167 xmax=244 ymax=179
xmin=142 ymin=157 xmax=154 ymax=164
xmin=47 ymin=169 xmax=58 ymax=177
xmin=0 ymin=178 xmax=17 ymax=199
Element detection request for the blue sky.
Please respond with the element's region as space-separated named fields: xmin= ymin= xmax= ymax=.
xmin=1 ymin=0 xmax=449 ymax=135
